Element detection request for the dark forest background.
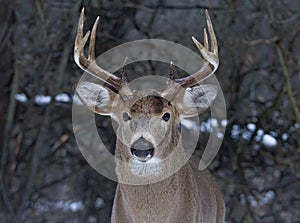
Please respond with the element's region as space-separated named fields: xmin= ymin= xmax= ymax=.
xmin=0 ymin=0 xmax=299 ymax=222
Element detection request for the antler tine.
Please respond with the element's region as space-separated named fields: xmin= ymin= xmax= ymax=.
xmin=74 ymin=8 xmax=88 ymax=63
xmin=88 ymin=15 xmax=99 ymax=60
xmin=74 ymin=8 xmax=122 ymax=90
xmin=75 ymin=8 xmax=84 ymax=48
xmin=205 ymin=9 xmax=218 ymax=56
xmin=169 ymin=61 xmax=175 ymax=81
xmin=203 ymin=28 xmax=208 ymax=50
xmin=174 ymin=9 xmax=219 ymax=88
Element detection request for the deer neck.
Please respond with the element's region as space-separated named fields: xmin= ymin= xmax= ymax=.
xmin=113 ymin=161 xmax=196 ymax=223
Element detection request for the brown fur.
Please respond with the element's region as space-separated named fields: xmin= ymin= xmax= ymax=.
xmin=76 ymin=86 xmax=225 ymax=222
xmin=112 ymin=159 xmax=225 ymax=223
xmin=111 ymin=96 xmax=225 ymax=223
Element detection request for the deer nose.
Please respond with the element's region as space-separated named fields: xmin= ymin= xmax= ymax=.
xmin=130 ymin=138 xmax=154 ymax=162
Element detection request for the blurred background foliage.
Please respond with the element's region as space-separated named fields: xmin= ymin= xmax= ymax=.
xmin=0 ymin=0 xmax=299 ymax=222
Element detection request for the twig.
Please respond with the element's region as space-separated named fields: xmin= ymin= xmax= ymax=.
xmin=0 ymin=26 xmax=13 ymax=54
xmin=56 ymin=1 xmax=82 ymax=88
xmin=242 ymin=36 xmax=280 ymax=46
xmin=236 ymin=141 xmax=259 ymax=223
xmin=37 ymin=165 xmax=81 ymax=191
xmin=276 ymin=46 xmax=300 ymax=124
xmin=13 ymin=108 xmax=50 ymax=222
xmin=140 ymin=3 xmax=223 ymax=11
xmin=0 ymin=2 xmax=12 ymax=50
xmin=0 ymin=62 xmax=19 ymax=215
xmin=258 ymin=79 xmax=285 ymax=122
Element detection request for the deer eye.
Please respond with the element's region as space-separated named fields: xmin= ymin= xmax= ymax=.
xmin=122 ymin=112 xmax=131 ymax=122
xmin=162 ymin=112 xmax=170 ymax=122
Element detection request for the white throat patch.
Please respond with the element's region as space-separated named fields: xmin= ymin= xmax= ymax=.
xmin=131 ymin=157 xmax=162 ymax=176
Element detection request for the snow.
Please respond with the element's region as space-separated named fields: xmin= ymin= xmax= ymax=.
xmin=242 ymin=130 xmax=252 ymax=140
xmin=260 ymin=190 xmax=275 ymax=205
xmin=281 ymin=133 xmax=288 ymax=141
xmin=200 ymin=119 xmax=212 ymax=133
xmin=257 ymin=129 xmax=264 ymax=136
xmin=210 ymin=118 xmax=218 ymax=128
xmin=55 ymin=93 xmax=70 ymax=102
xmin=221 ymin=119 xmax=228 ymax=127
xmin=72 ymin=94 xmax=83 ymax=105
xmin=34 ymin=199 xmax=85 ymax=213
xmin=247 ymin=123 xmax=256 ymax=131
xmin=217 ymin=132 xmax=224 ymax=139
xmin=181 ymin=119 xmax=196 ymax=130
xmin=231 ymin=124 xmax=240 ymax=140
xmin=95 ymin=197 xmax=105 ymax=209
xmin=68 ymin=201 xmax=84 ymax=212
xmin=269 ymin=130 xmax=278 ymax=137
xmin=248 ymin=195 xmax=258 ymax=207
xmin=262 ymin=134 xmax=277 ymax=147
xmin=246 ymin=190 xmax=275 ymax=207
xmin=55 ymin=200 xmax=84 ymax=212
xmin=35 ymin=95 xmax=51 ymax=105
xmin=15 ymin=93 xmax=28 ymax=103
xmin=15 ymin=92 xmax=81 ymax=105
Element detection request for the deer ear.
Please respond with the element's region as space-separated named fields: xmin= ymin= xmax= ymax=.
xmin=175 ymin=85 xmax=218 ymax=118
xmin=75 ymin=81 xmax=117 ymax=116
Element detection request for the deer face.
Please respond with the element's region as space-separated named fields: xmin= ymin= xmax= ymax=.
xmin=74 ymin=8 xmax=219 ymax=177
xmin=117 ymin=96 xmax=177 ymax=162
xmin=76 ymin=82 xmax=217 ymax=176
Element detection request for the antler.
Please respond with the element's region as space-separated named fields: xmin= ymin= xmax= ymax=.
xmin=174 ymin=10 xmax=219 ymax=88
xmin=74 ymin=8 xmax=122 ymax=90
xmin=74 ymin=8 xmax=217 ymax=99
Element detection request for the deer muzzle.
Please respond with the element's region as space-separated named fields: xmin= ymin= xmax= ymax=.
xmin=130 ymin=137 xmax=154 ymax=162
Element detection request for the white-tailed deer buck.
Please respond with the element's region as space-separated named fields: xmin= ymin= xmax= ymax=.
xmin=74 ymin=8 xmax=225 ymax=223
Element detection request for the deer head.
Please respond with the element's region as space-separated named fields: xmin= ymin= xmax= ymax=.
xmin=74 ymin=8 xmax=219 ymax=181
